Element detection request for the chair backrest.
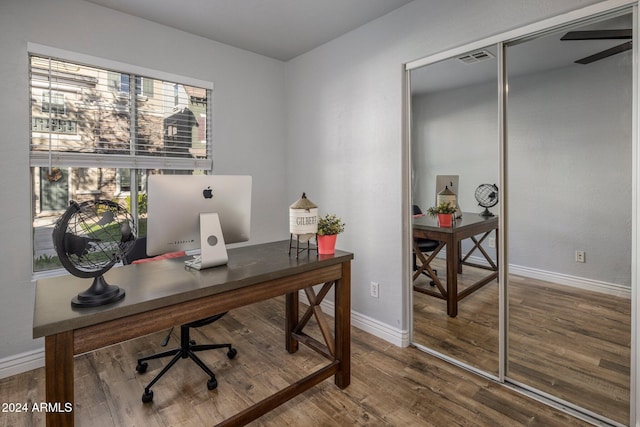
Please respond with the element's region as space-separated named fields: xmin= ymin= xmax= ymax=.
xmin=123 ymin=237 xmax=149 ymax=265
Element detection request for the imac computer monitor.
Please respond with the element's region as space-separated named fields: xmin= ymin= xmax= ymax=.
xmin=146 ymin=174 xmax=252 ymax=269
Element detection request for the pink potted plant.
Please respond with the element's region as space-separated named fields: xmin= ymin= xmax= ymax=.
xmin=427 ymin=201 xmax=456 ymax=227
xmin=316 ymin=214 xmax=345 ymax=254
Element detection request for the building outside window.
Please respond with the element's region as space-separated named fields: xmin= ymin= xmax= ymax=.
xmin=41 ymin=91 xmax=66 ymax=114
xmin=29 ymin=48 xmax=212 ymax=273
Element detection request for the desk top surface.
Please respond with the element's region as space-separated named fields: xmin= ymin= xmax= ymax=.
xmin=413 ymin=212 xmax=498 ymax=233
xmin=33 ymin=240 xmax=353 ymax=338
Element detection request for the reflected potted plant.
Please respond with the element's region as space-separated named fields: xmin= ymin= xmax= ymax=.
xmin=427 ymin=202 xmax=456 ymax=227
xmin=316 ymin=214 xmax=345 ymax=254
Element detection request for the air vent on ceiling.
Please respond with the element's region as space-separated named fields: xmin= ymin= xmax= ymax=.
xmin=457 ymin=50 xmax=495 ymax=64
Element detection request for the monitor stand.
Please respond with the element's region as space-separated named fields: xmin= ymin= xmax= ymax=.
xmin=184 ymin=212 xmax=228 ymax=270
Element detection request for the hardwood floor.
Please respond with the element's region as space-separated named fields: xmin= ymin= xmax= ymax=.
xmin=1 ymin=296 xmax=594 ymax=427
xmin=507 ymin=274 xmax=631 ymax=425
xmin=412 ymin=259 xmax=631 ymax=425
xmin=413 ymin=264 xmax=500 ymax=375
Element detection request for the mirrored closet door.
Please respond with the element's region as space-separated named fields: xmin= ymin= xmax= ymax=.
xmin=407 ymin=4 xmax=634 ymax=426
xmin=410 ymin=46 xmax=500 ymax=377
xmin=504 ymin=9 xmax=632 ymax=425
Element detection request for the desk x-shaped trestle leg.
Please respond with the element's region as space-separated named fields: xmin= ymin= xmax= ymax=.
xmin=461 ymin=232 xmax=497 ymax=271
xmin=287 ymin=281 xmax=336 ymax=359
xmin=412 ymin=240 xmax=448 ymax=300
xmin=412 ymin=229 xmax=498 ymax=317
xmin=284 ymin=271 xmax=351 ymax=395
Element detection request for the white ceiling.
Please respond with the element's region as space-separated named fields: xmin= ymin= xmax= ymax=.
xmin=85 ymin=0 xmax=414 ymax=61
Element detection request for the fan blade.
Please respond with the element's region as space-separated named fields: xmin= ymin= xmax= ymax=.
xmin=575 ymin=41 xmax=632 ymax=64
xmin=96 ymin=210 xmax=115 ymax=226
xmin=561 ymin=29 xmax=631 ymax=40
xmin=64 ymin=232 xmax=100 ymax=257
xmin=120 ymin=222 xmax=134 ymax=242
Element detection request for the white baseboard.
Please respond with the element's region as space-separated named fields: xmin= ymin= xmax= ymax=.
xmin=465 ymin=255 xmax=632 ymax=298
xmin=508 ymin=263 xmax=631 ymax=298
xmin=0 ymin=348 xmax=44 ymax=380
xmin=352 ymin=310 xmax=410 ymax=347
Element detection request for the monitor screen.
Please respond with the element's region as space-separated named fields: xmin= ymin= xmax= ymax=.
xmin=146 ymin=175 xmax=252 ymax=263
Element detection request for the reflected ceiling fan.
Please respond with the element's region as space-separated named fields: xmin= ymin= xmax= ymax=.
xmin=561 ymin=29 xmax=631 ymax=64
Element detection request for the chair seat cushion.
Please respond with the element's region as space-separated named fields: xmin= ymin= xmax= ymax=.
xmin=416 ymin=238 xmax=439 ymax=252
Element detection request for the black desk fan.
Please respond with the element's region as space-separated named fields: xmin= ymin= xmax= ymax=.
xmin=474 ymin=184 xmax=498 ymax=217
xmin=52 ymin=200 xmax=136 ymax=307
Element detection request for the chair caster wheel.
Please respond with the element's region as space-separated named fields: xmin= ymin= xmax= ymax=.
xmin=227 ymin=348 xmax=238 ymax=359
xmin=141 ymin=389 xmax=153 ymax=403
xmin=136 ymin=362 xmax=148 ymax=373
xmin=207 ymin=378 xmax=218 ymax=390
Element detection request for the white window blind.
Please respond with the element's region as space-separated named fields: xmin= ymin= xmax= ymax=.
xmin=29 ymin=54 xmax=212 ymax=171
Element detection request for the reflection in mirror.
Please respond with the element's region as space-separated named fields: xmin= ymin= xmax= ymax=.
xmin=410 ymin=45 xmax=500 ymax=376
xmin=505 ymin=10 xmax=631 ymax=425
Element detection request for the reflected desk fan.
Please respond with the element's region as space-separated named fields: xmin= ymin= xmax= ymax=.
xmin=474 ymin=184 xmax=498 ymax=217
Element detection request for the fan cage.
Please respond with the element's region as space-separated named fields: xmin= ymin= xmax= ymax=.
xmin=54 ymin=200 xmax=137 ymax=278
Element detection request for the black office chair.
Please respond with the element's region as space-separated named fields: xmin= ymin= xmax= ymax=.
xmin=123 ymin=237 xmax=237 ymax=403
xmin=412 ymin=205 xmax=438 ymax=284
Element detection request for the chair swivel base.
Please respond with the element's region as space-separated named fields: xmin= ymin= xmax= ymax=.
xmin=135 ymin=326 xmax=237 ymax=403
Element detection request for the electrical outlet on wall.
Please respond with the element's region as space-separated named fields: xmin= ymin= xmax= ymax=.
xmin=370 ymin=282 xmax=379 ymax=298
xmin=575 ymin=250 xmax=585 ymax=263
xmin=488 ymin=237 xmax=496 ymax=248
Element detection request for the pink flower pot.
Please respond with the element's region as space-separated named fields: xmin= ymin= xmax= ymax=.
xmin=317 ymin=234 xmax=337 ymax=254
xmin=437 ymin=213 xmax=453 ymax=227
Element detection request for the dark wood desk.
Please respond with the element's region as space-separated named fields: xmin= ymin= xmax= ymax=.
xmin=33 ymin=241 xmax=353 ymax=427
xmin=413 ymin=213 xmax=498 ymax=317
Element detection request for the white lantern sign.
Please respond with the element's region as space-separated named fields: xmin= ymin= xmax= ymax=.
xmin=289 ymin=192 xmax=318 ymax=238
xmin=289 ymin=193 xmax=318 ymax=257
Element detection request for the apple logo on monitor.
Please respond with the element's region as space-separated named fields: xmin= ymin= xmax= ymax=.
xmin=203 ymin=186 xmax=213 ymax=199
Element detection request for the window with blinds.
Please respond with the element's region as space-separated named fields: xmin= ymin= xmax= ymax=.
xmin=30 ymin=52 xmax=213 ymax=274
xmin=29 ymin=54 xmax=211 ymax=170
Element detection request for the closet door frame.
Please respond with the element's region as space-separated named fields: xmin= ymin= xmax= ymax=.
xmin=403 ymin=0 xmax=638 ymax=425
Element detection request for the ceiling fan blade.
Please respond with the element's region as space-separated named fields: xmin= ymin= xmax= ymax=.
xmin=575 ymin=41 xmax=632 ymax=64
xmin=561 ymin=29 xmax=632 ymax=40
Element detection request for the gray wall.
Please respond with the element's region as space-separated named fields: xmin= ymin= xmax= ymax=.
xmin=412 ymin=82 xmax=499 ymax=214
xmin=509 ymin=59 xmax=632 ymax=286
xmin=0 ymin=0 xmax=288 ymax=361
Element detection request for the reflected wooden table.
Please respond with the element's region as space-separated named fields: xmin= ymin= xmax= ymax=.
xmin=413 ymin=213 xmax=498 ymax=317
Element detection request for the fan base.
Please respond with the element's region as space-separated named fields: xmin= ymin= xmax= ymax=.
xmin=480 ymin=207 xmax=494 ymax=217
xmin=71 ymin=275 xmax=126 ymax=308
